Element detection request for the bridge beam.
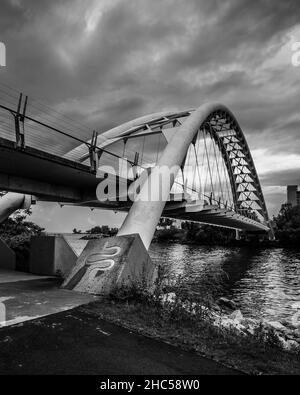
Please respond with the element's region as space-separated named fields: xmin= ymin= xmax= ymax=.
xmin=0 ymin=173 xmax=85 ymax=203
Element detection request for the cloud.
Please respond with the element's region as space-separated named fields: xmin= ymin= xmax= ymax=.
xmin=1 ymin=0 xmax=300 ymax=228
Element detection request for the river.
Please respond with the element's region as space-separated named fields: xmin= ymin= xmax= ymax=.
xmin=149 ymin=243 xmax=300 ymax=325
xmin=64 ymin=234 xmax=300 ymax=325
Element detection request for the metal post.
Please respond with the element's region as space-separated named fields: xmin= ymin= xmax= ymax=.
xmin=89 ymin=131 xmax=98 ymax=173
xmin=14 ymin=93 xmax=27 ymax=149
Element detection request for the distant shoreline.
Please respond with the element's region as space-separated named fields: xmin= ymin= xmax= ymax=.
xmin=45 ymin=232 xmax=300 ymax=249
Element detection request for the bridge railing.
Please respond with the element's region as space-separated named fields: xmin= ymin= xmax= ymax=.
xmin=0 ymin=84 xmax=137 ymax=173
xmin=0 ymin=84 xmax=266 ymax=226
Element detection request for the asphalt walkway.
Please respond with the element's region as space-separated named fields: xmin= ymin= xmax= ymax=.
xmin=0 ymin=306 xmax=242 ymax=375
xmin=0 ymin=269 xmax=97 ymax=327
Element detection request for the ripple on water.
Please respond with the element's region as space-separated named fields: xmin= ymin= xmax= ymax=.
xmin=149 ymin=244 xmax=300 ymax=325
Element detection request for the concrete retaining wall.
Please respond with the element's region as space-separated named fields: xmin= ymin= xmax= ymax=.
xmin=29 ymin=235 xmax=77 ymax=278
xmin=0 ymin=239 xmax=16 ymax=270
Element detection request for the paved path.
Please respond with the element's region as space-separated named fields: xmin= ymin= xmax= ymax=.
xmin=0 ymin=306 xmax=242 ymax=375
xmin=0 ymin=269 xmax=98 ymax=327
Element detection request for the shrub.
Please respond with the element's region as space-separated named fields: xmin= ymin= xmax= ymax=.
xmin=0 ymin=209 xmax=44 ymax=268
xmin=109 ymin=260 xmax=226 ymax=325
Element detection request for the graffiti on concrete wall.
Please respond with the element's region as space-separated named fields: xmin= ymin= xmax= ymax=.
xmin=65 ymin=242 xmax=121 ymax=289
xmin=86 ymin=243 xmax=121 ymax=282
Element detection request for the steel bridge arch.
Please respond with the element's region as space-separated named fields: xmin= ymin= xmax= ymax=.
xmin=97 ymin=104 xmax=269 ymax=223
xmin=199 ymin=107 xmax=269 ymax=224
xmin=111 ymin=103 xmax=271 ymax=248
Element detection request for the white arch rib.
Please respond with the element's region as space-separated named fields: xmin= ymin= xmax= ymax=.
xmin=117 ymin=103 xmax=229 ymax=249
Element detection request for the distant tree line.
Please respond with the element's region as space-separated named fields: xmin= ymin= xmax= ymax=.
xmin=154 ymin=218 xmax=235 ymax=245
xmin=1 ymin=190 xmax=300 ymax=255
xmin=273 ymin=204 xmax=300 ymax=245
xmin=153 ymin=205 xmax=300 ymax=247
xmin=0 ymin=200 xmax=44 ymax=270
xmin=73 ymin=225 xmax=118 ymax=237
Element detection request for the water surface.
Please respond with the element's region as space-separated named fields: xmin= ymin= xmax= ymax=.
xmin=64 ymin=234 xmax=300 ymax=324
xmin=149 ymin=243 xmax=300 ymax=324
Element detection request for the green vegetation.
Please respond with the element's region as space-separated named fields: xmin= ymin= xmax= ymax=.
xmin=86 ymin=300 xmax=300 ymax=375
xmin=71 ymin=205 xmax=300 ymax=247
xmin=273 ymin=204 xmax=300 ymax=246
xmin=0 ymin=209 xmax=44 ymax=269
xmin=87 ymin=225 xmax=118 ymax=236
xmin=155 ymin=219 xmax=236 ymax=245
xmin=181 ymin=221 xmax=236 ymax=245
xmin=72 ymin=228 xmax=82 ymax=234
xmin=73 ymin=225 xmax=118 ymax=237
xmin=154 ymin=206 xmax=300 ymax=248
xmin=84 ymin=268 xmax=300 ymax=375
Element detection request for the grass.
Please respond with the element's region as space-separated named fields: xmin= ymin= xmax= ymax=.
xmin=80 ymin=265 xmax=300 ymax=375
xmin=81 ymin=298 xmax=300 ymax=375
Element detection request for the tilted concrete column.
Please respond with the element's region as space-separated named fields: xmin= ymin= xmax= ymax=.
xmin=117 ymin=103 xmax=226 ymax=249
xmin=0 ymin=193 xmax=32 ymax=224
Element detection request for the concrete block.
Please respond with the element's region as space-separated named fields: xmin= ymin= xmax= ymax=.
xmin=29 ymin=235 xmax=77 ymax=278
xmin=62 ymin=234 xmax=157 ymax=295
xmin=0 ymin=239 xmax=16 ymax=270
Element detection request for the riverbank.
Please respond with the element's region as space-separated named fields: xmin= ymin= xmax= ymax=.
xmin=0 ymin=305 xmax=241 ymax=375
xmin=71 ymin=230 xmax=300 ymax=249
xmin=81 ymin=296 xmax=300 ymax=375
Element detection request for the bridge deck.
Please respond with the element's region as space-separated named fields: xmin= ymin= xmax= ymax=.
xmin=0 ymin=137 xmax=98 ymax=202
xmin=0 ymin=136 xmax=269 ymax=232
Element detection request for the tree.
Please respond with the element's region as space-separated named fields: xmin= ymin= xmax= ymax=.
xmin=181 ymin=221 xmax=235 ymax=244
xmin=158 ymin=218 xmax=174 ymax=228
xmin=86 ymin=225 xmax=118 ymax=236
xmin=87 ymin=226 xmax=103 ymax=234
xmin=0 ymin=208 xmax=44 ymax=269
xmin=273 ymin=204 xmax=300 ymax=245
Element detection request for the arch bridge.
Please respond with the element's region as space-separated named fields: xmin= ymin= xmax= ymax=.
xmin=0 ymin=86 xmax=272 ymax=250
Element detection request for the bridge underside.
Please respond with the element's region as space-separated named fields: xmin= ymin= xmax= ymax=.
xmin=64 ymin=200 xmax=269 ymax=232
xmin=0 ymin=136 xmax=269 ymax=233
xmin=0 ymin=137 xmax=99 ymax=203
xmin=164 ymin=202 xmax=269 ymax=232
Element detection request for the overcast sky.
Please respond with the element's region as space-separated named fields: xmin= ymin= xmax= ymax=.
xmin=1 ymin=0 xmax=300 ymax=232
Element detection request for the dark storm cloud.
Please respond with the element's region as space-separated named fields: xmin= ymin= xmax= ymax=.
xmin=166 ymin=0 xmax=300 ymax=71
xmin=1 ymin=0 xmax=300 ymax=227
xmin=261 ymin=169 xmax=300 ymax=187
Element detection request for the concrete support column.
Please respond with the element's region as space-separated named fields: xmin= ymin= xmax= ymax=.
xmin=117 ymin=103 xmax=226 ymax=249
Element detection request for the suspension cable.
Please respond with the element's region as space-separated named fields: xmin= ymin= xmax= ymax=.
xmin=203 ymin=126 xmax=215 ymax=201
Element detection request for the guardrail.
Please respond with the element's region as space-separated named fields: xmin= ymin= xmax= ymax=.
xmin=0 ymin=83 xmax=261 ymax=223
xmin=0 ymin=83 xmax=135 ymax=173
